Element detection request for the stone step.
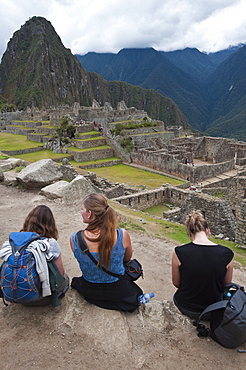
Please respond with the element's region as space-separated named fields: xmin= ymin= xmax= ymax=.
xmin=5 ymin=125 xmax=36 ymax=135
xmin=27 ymin=133 xmax=48 ymax=142
xmin=36 ymin=126 xmax=57 ymax=135
xmin=12 ymin=121 xmax=48 ymax=129
xmin=76 ymin=131 xmax=100 ymax=139
xmin=74 ymin=137 xmax=106 ymax=149
xmin=77 ymin=158 xmax=122 ymax=169
xmin=76 ymin=123 xmax=94 ymax=132
xmin=67 ymin=146 xmax=115 ymax=162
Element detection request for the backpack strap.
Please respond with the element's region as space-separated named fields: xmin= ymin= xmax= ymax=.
xmin=196 ymin=300 xmax=228 ymax=325
xmin=194 ymin=300 xmax=229 ymax=337
xmin=75 ymin=230 xmax=126 ymax=279
xmin=47 ymin=260 xmax=66 ymax=307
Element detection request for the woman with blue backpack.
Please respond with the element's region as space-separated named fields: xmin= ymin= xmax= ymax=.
xmin=0 ymin=205 xmax=69 ymax=306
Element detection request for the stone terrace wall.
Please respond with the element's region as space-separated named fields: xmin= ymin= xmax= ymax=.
xmin=223 ymin=176 xmax=246 ymax=218
xmin=113 ymin=188 xmax=167 ymax=211
xmin=113 ymin=185 xmax=237 ymax=240
xmin=132 ymin=132 xmax=174 ymax=149
xmin=131 ymin=148 xmax=234 ymax=182
xmin=235 ymin=199 xmax=246 ymax=244
xmin=165 ymin=191 xmax=236 ymax=240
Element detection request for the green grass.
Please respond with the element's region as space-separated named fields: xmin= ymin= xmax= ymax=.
xmin=38 ymin=125 xmax=57 ymax=128
xmin=75 ymin=136 xmax=103 ymax=142
xmin=78 ymin=131 xmax=99 ymax=136
xmin=69 ymin=157 xmax=121 ymax=167
xmin=13 ymin=120 xmax=50 ymax=123
xmin=214 ymin=193 xmax=223 ymax=198
xmin=67 ymin=145 xmax=110 ymax=152
xmin=142 ymin=203 xmax=173 ymax=217
xmin=88 ymin=164 xmax=184 ymax=189
xmin=119 ymin=221 xmax=146 ymax=232
xmin=0 ymin=133 xmax=42 ymax=151
xmin=0 ymin=154 xmax=9 ymax=159
xmin=14 ymin=150 xmax=71 ymax=162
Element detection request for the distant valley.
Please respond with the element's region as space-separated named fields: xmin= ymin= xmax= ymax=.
xmin=76 ymin=44 xmax=246 ymax=140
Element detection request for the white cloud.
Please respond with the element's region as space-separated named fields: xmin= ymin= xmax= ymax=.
xmin=0 ymin=0 xmax=246 ymax=60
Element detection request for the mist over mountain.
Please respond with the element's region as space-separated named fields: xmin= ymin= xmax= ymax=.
xmin=77 ymin=43 xmax=246 ymax=139
xmin=0 ymin=16 xmax=245 ymax=140
xmin=0 ymin=17 xmax=187 ymax=128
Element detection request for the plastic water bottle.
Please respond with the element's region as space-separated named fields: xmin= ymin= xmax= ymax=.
xmin=139 ymin=293 xmax=155 ymax=304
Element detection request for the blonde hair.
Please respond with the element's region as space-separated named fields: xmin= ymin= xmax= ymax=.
xmin=185 ymin=210 xmax=209 ymax=237
xmin=83 ymin=193 xmax=116 ymax=268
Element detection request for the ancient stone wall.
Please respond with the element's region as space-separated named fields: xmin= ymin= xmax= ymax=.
xmin=214 ymin=139 xmax=234 ymax=163
xmin=113 ymin=188 xmax=167 ymax=211
xmin=164 ymin=191 xmax=236 ymax=240
xmin=113 ymin=185 xmax=237 ymax=240
xmin=235 ymin=199 xmax=246 ymax=244
xmin=131 ymin=148 xmax=234 ymax=182
xmin=223 ymin=176 xmax=246 ymax=218
xmin=2 ymin=147 xmax=43 ymax=156
xmin=74 ymin=138 xmax=106 ymax=149
xmin=68 ymin=148 xmax=115 ymax=162
xmin=194 ymin=137 xmax=234 ymax=163
xmin=131 ymin=132 xmax=174 ymax=149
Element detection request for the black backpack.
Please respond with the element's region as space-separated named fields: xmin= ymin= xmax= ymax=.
xmin=195 ymin=283 xmax=246 ymax=348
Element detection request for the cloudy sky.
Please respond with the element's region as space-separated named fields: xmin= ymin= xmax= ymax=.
xmin=1 ymin=0 xmax=246 ymax=60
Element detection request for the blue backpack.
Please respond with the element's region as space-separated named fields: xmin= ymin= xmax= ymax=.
xmin=0 ymin=232 xmax=43 ymax=304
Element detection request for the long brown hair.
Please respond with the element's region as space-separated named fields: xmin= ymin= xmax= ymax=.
xmin=185 ymin=210 xmax=209 ymax=238
xmin=21 ymin=205 xmax=58 ymax=239
xmin=83 ymin=193 xmax=116 ymax=268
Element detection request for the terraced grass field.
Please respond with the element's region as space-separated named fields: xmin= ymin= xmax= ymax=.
xmin=88 ymin=163 xmax=184 ymax=189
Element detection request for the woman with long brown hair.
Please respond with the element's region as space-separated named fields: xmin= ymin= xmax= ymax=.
xmin=172 ymin=210 xmax=234 ymax=319
xmin=21 ymin=205 xmax=65 ymax=275
xmin=70 ymin=193 xmax=143 ymax=312
xmin=18 ymin=205 xmax=68 ymax=305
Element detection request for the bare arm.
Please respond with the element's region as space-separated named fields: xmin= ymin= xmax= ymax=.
xmin=122 ymin=228 xmax=133 ymax=261
xmin=70 ymin=235 xmax=74 ymax=252
xmin=172 ymin=251 xmax=181 ymax=288
xmin=223 ymin=260 xmax=234 ymax=285
xmin=53 ymin=254 xmax=65 ymax=276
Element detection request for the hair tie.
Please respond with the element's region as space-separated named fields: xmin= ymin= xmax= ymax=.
xmin=105 ymin=205 xmax=109 ymax=210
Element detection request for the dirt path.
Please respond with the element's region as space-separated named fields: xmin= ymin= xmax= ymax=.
xmin=0 ymin=184 xmax=245 ymax=369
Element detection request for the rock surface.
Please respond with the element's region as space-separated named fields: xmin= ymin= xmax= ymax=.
xmin=40 ymin=175 xmax=96 ymax=204
xmin=16 ymin=159 xmax=63 ymax=188
xmin=0 ymin=184 xmax=245 ymax=370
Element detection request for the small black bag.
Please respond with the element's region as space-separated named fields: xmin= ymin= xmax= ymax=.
xmin=123 ymin=259 xmax=143 ymax=281
xmin=75 ymin=230 xmax=143 ymax=281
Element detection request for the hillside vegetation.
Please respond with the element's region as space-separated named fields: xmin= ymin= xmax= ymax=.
xmin=0 ymin=17 xmax=188 ymax=130
xmin=77 ymin=44 xmax=246 ymax=139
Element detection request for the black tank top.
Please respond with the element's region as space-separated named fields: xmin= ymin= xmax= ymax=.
xmin=175 ymin=242 xmax=234 ymax=312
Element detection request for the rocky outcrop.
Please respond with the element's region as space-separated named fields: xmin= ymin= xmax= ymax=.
xmin=40 ymin=175 xmax=97 ymax=204
xmin=16 ymin=159 xmax=63 ymax=189
xmin=0 ymin=157 xmax=27 ymax=171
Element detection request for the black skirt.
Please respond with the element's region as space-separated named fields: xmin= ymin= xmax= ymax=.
xmin=71 ymin=275 xmax=143 ymax=312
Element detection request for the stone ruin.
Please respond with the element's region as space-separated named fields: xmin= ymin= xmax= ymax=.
xmin=0 ymin=100 xmax=148 ymax=126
